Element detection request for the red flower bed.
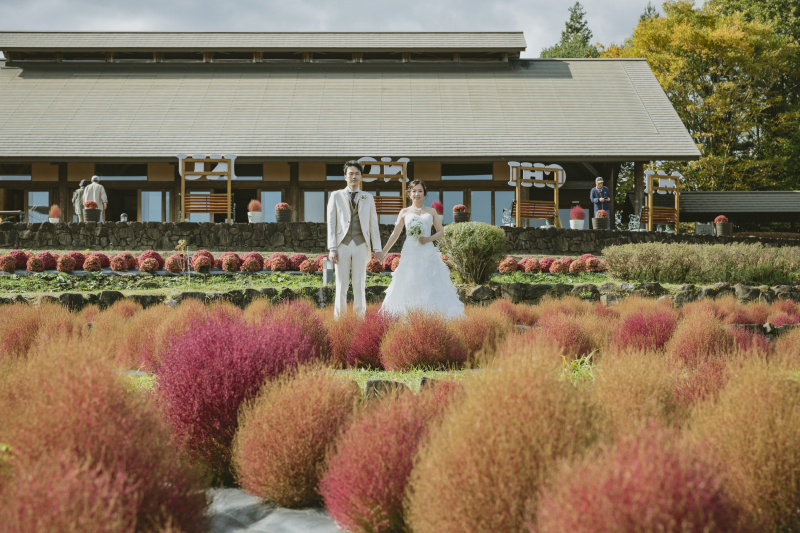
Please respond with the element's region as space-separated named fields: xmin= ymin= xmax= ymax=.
xmin=270 ymin=256 xmax=288 ymax=271
xmin=288 ymin=253 xmax=308 ymax=271
xmin=241 ymin=257 xmax=262 ymax=272
xmin=366 ymin=258 xmax=382 ymax=273
xmin=156 ymin=313 xmax=320 ymax=481
xmin=321 ymin=381 xmax=461 ymax=533
xmin=83 ymin=255 xmax=102 ymax=272
xmin=578 ymin=253 xmax=596 ymax=262
xmin=539 ymin=256 xmax=556 ymax=272
xmin=391 ymin=257 xmax=401 ymax=271
xmin=35 ymin=251 xmax=57 ymax=270
xmin=382 ymin=253 xmax=400 ymax=271
xmin=549 ymin=259 xmax=569 ymax=274
xmin=110 ymin=255 xmax=128 ymax=271
xmin=191 ymin=250 xmax=215 ymax=270
xmin=380 ymin=310 xmax=467 ymax=370
xmin=234 ymin=369 xmax=360 ymax=508
xmin=498 ymin=256 xmax=518 ymax=274
xmin=241 ymin=251 xmax=264 ymax=269
xmin=138 ymin=257 xmax=158 ymax=273
xmin=535 ymin=424 xmax=742 ymax=533
xmin=299 ymin=259 xmax=318 ymax=274
xmin=56 ymin=254 xmax=76 ymax=273
xmin=138 ymin=250 xmax=164 ymax=268
xmin=26 ymin=256 xmax=44 ymax=273
xmin=8 ymin=249 xmax=28 ymax=269
xmin=560 ymin=256 xmax=574 ymax=267
xmin=524 ymin=257 xmax=541 ymax=273
xmin=116 ymin=252 xmax=137 ymax=270
xmin=88 ymin=252 xmax=111 ymax=268
xmin=165 ymin=253 xmax=187 ymax=273
xmin=220 ymin=252 xmax=241 ymax=272
xmin=569 ymin=259 xmax=586 ymax=274
xmin=65 ymin=251 xmax=85 ymax=270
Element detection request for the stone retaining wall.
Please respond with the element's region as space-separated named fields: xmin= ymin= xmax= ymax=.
xmin=0 ymin=221 xmax=797 ymax=254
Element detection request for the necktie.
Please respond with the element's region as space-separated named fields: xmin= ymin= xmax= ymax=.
xmin=350 ymin=191 xmax=358 ymax=205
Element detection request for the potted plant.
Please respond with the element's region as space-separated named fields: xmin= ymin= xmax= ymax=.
xmin=48 ymin=204 xmax=61 ymax=224
xmin=83 ymin=200 xmax=101 ymax=222
xmin=569 ymin=205 xmax=585 ymax=230
xmin=452 ymin=204 xmax=470 ymax=223
xmin=275 ymin=202 xmax=293 ymax=223
xmin=591 ymin=209 xmax=609 ymax=230
xmin=715 ymin=215 xmax=732 ymax=236
xmin=247 ymin=199 xmax=263 ymax=223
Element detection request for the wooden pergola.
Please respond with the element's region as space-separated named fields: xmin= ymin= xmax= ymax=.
xmin=643 ymin=171 xmax=681 ymax=232
xmin=359 ymin=159 xmax=409 ymax=216
xmin=179 ymin=156 xmax=234 ymax=223
xmin=509 ymin=164 xmax=565 ymax=228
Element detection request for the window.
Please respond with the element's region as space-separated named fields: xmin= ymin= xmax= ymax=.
xmin=442 ymin=191 xmax=463 ymax=225
xmin=235 ymin=163 xmax=263 ymax=181
xmin=442 ymin=164 xmax=493 ymax=181
xmin=260 ymin=191 xmax=282 ymax=222
xmin=304 ymin=191 xmax=325 ymax=223
xmin=423 ymin=190 xmax=440 ymax=210
xmin=94 ymin=164 xmax=147 ymax=181
xmin=0 ymin=164 xmax=32 ymax=181
xmin=471 ymin=191 xmax=492 ymax=224
xmin=27 ymin=191 xmax=49 ymax=223
xmin=141 ymin=191 xmax=170 ymax=222
xmin=326 ymin=164 xmax=345 ymax=181
xmin=494 ymin=191 xmax=515 ymax=226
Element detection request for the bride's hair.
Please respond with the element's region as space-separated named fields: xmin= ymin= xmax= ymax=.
xmin=408 ymin=180 xmax=427 ymax=197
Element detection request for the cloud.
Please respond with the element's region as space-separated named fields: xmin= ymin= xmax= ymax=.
xmin=0 ymin=0 xmax=680 ymax=58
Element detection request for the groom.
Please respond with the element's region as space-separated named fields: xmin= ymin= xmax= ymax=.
xmin=327 ymin=160 xmax=384 ymax=317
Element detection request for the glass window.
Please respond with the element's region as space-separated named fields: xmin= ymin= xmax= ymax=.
xmin=260 ymin=191 xmax=282 ymax=223
xmin=0 ymin=163 xmax=32 ymax=180
xmin=495 ymin=191 xmax=515 ymax=226
xmin=423 ymin=190 xmax=440 ymax=209
xmin=442 ymin=191 xmax=463 ymax=224
xmin=28 ymin=191 xmax=49 ymax=223
xmin=326 ymin=163 xmax=345 ymax=181
xmin=304 ymin=191 xmax=325 ymax=222
xmin=471 ymin=191 xmax=492 ymax=224
xmin=187 ymin=191 xmax=211 ymax=223
xmin=165 ymin=191 xmax=170 ymax=222
xmin=442 ymin=163 xmax=492 ymax=181
xmin=141 ymin=191 xmax=163 ymax=222
xmin=235 ymin=163 xmax=262 ymax=181
xmin=94 ymin=164 xmax=147 ymax=181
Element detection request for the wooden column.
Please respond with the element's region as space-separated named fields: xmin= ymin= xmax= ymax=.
xmin=289 ymin=162 xmax=300 ymax=222
xmin=57 ymin=163 xmax=68 ymax=218
xmin=172 ymin=163 xmax=181 ymax=222
xmin=633 ymin=161 xmax=645 ymax=220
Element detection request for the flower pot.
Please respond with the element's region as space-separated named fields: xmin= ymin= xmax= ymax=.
xmin=275 ymin=209 xmax=293 ymax=223
xmin=247 ymin=211 xmax=263 ymax=223
xmin=453 ymin=211 xmax=470 ymax=223
xmin=591 ymin=217 xmax=609 ymax=230
xmin=83 ymin=208 xmax=101 ymax=222
xmin=48 ymin=218 xmax=60 ymax=224
xmin=716 ymin=222 xmax=733 ymax=237
xmin=569 ymin=219 xmax=585 ymax=230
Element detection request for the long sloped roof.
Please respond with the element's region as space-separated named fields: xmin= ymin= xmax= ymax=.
xmin=0 ymin=58 xmax=700 ymax=161
xmin=0 ymin=32 xmax=527 ymax=52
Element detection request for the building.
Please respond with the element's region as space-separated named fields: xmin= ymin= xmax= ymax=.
xmin=0 ymin=31 xmax=699 ymax=226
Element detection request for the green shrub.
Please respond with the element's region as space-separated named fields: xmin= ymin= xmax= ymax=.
xmin=603 ymin=242 xmax=800 ymax=285
xmin=438 ymin=222 xmax=506 ymax=285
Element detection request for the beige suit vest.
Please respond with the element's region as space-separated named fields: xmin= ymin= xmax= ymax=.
xmin=341 ymin=194 xmax=367 ymax=247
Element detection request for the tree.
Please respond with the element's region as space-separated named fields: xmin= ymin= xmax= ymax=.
xmin=640 ymin=2 xmax=660 ymax=22
xmin=603 ymin=1 xmax=797 ymax=193
xmin=541 ymin=2 xmax=600 ymax=58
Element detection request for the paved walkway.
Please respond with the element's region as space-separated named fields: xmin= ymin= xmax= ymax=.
xmin=206 ymin=489 xmax=340 ymax=533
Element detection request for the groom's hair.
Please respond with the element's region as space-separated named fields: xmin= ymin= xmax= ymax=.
xmin=408 ymin=180 xmax=427 ymax=196
xmin=343 ymin=160 xmax=363 ymax=175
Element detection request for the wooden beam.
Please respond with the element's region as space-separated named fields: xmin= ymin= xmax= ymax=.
xmin=253 ymin=51 xmax=263 ymax=62
xmin=633 ymin=161 xmax=645 ymax=222
xmin=153 ymin=52 xmax=163 ymax=63
xmin=303 ymin=52 xmax=312 ymax=63
xmin=58 ymin=163 xmax=68 ymax=220
xmin=289 ymin=162 xmax=300 ymax=222
xmin=203 ymin=52 xmax=214 ymax=63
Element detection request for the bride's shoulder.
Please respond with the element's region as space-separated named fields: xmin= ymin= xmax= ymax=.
xmin=422 ymin=207 xmax=437 ymax=216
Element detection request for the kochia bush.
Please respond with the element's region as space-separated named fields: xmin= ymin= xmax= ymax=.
xmin=380 ymin=310 xmax=467 ymax=370
xmin=612 ymin=308 xmax=679 ymax=352
xmin=568 ymin=259 xmax=586 ymax=274
xmin=438 ymin=222 xmax=506 ymax=284
xmin=8 ymin=249 xmax=28 ymax=269
xmin=524 ymin=257 xmax=541 ymax=273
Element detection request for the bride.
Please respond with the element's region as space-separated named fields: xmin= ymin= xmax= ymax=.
xmin=380 ymin=180 xmax=465 ymax=319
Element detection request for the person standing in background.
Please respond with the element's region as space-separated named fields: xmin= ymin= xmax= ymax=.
xmin=72 ymin=180 xmax=88 ymax=222
xmin=83 ymin=176 xmax=108 ymax=222
xmin=590 ymin=177 xmax=611 ymax=218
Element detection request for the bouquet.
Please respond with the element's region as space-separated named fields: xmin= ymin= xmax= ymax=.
xmin=407 ymin=218 xmax=424 ymax=239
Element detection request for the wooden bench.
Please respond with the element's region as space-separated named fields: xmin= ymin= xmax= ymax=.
xmin=640 ymin=206 xmax=677 ymax=226
xmin=373 ymin=196 xmax=404 ymax=216
xmin=183 ymin=194 xmax=230 ymax=214
xmin=511 ymin=200 xmax=557 ymax=221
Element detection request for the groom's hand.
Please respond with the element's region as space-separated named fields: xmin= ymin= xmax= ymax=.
xmin=374 ymin=251 xmax=384 ymax=263
xmin=329 ymin=250 xmax=338 ymax=265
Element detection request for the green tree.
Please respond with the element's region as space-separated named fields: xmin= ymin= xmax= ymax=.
xmin=640 ymin=2 xmax=660 ymax=22
xmin=603 ymin=1 xmax=797 ymax=193
xmin=541 ymin=2 xmax=600 ymax=58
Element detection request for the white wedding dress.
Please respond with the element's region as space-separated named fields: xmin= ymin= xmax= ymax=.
xmin=381 ymin=212 xmax=465 ymax=319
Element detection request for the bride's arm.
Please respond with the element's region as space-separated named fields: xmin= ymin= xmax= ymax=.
xmin=381 ymin=210 xmax=407 ymax=254
xmin=420 ymin=208 xmax=445 ymax=244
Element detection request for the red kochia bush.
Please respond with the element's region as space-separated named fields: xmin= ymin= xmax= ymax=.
xmin=83 ymin=255 xmax=102 ymax=272
xmin=535 ymin=313 xmax=594 ymax=359
xmin=110 ymin=255 xmax=128 ymax=271
xmin=234 ymin=369 xmax=360 ymax=508
xmin=612 ymin=308 xmax=679 ymax=352
xmin=380 ymin=310 xmax=467 ymax=370
xmin=288 ymin=253 xmax=308 ymax=271
xmin=138 ymin=250 xmax=165 ymax=268
xmin=8 ymin=249 xmax=28 ymax=269
xmin=535 ymin=424 xmax=742 ymax=533
xmin=156 ymin=314 xmax=319 ymax=481
xmin=26 ymin=256 xmax=44 ymax=273
xmin=321 ymin=381 xmax=461 ymax=533
xmin=667 ymin=313 xmax=733 ymax=368
xmin=539 ymin=257 xmax=556 ymax=272
xmin=56 ymin=254 xmax=76 ymax=273
xmin=0 ymin=342 xmax=207 ymax=533
xmin=524 ymin=257 xmax=541 ymax=273
xmin=498 ymin=256 xmax=518 ymax=274
xmin=347 ymin=307 xmax=395 ymax=368
xmin=65 ymin=251 xmax=85 ymax=270
xmin=88 ymin=252 xmax=111 ymax=268
xmin=34 ymin=251 xmax=57 ymax=270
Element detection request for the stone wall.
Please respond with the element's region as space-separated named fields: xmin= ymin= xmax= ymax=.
xmin=0 ymin=220 xmax=797 ymax=254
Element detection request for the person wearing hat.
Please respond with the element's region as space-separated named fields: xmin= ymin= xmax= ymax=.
xmin=72 ymin=179 xmax=89 ymax=222
xmin=83 ymin=176 xmax=108 ymax=222
xmin=590 ymin=177 xmax=611 ymax=218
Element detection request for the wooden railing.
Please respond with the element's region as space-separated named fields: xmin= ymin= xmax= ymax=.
xmin=183 ymin=193 xmax=230 ymax=214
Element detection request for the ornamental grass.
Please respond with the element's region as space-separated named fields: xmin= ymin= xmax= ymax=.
xmin=325 ymin=310 xmax=362 ymax=367
xmin=0 ymin=303 xmax=78 ymax=362
xmin=233 ymin=368 xmax=361 ymax=508
xmin=156 ymin=312 xmax=320 ymax=483
xmin=535 ymin=423 xmax=744 ymax=533
xmin=321 ymin=381 xmax=461 ymax=533
xmin=346 ymin=306 xmax=395 ymax=369
xmin=687 ymin=361 xmax=800 ymax=531
xmin=666 ymin=312 xmax=734 ymax=369
xmin=247 ymin=299 xmax=330 ymax=362
xmin=379 ymin=310 xmax=467 ymax=370
xmin=405 ymin=344 xmax=603 ymax=533
xmin=0 ymin=336 xmax=207 ymax=533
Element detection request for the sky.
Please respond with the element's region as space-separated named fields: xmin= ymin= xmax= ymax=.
xmin=0 ymin=0 xmax=696 ymax=58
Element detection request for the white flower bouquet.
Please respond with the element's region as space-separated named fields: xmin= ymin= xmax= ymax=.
xmin=407 ymin=218 xmax=424 ymax=239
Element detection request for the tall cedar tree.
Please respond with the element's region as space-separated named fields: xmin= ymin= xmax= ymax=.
xmin=541 ymin=2 xmax=601 ymax=58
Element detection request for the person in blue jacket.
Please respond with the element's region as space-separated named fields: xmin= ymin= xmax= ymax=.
xmin=590 ymin=177 xmax=611 ymax=217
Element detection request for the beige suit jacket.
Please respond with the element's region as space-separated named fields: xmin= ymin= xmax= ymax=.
xmin=326 ymin=189 xmax=382 ymax=251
